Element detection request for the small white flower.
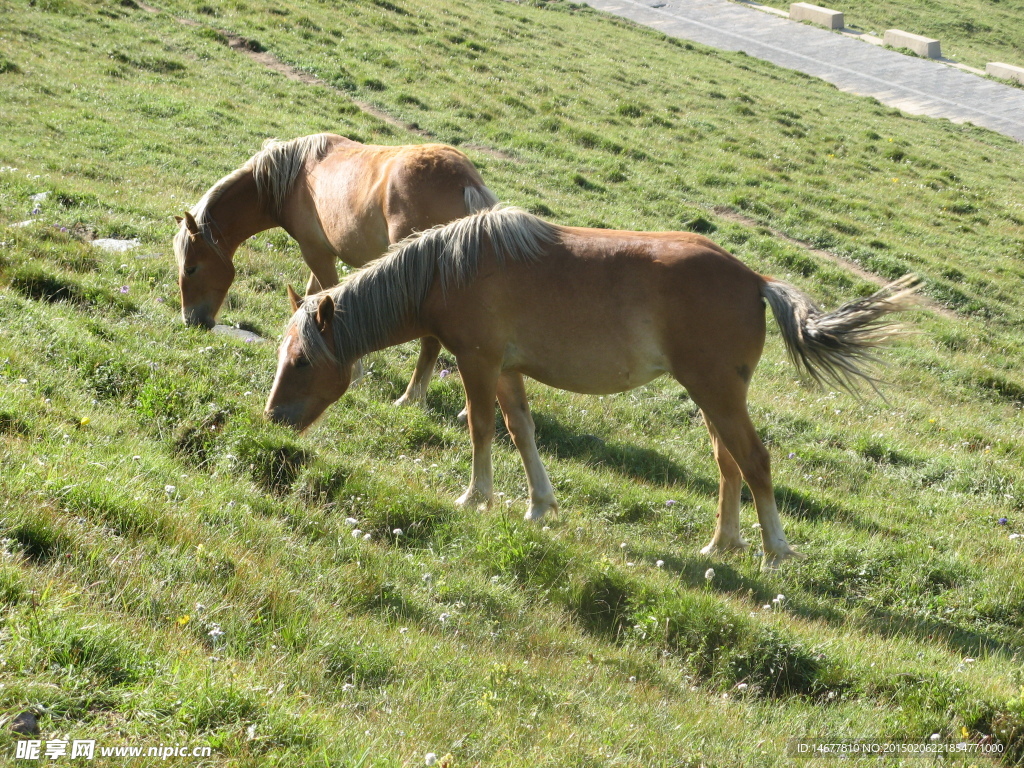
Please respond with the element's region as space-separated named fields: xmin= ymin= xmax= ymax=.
xmin=736 ymin=683 xmax=748 ymax=691
xmin=399 ymin=627 xmax=409 ymax=634
xmin=628 ymin=675 xmax=637 ymax=683
xmin=656 ymin=560 xmax=665 ymax=568
xmin=352 ymin=529 xmax=362 ymax=538
xmin=341 ymin=683 xmax=355 ymax=692
xmin=164 ymin=485 xmax=176 ymax=495
xmin=425 ymin=753 xmax=438 ymax=767
xmin=393 ymin=528 xmax=404 ymax=537
xmin=439 ymin=613 xmax=450 ymax=623
xmin=345 ymin=517 xmax=359 ymax=527
xmin=363 ymin=533 xmax=372 ymax=541
xmin=620 ymin=542 xmax=627 ymax=550
xmin=704 ymin=568 xmax=715 ymax=581
xmin=491 ymin=575 xmax=500 ymax=583
xmin=929 ymin=733 xmax=941 ymax=742
xmin=422 ymin=573 xmax=432 ymax=583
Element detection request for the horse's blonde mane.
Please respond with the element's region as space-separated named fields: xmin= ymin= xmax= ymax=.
xmin=291 ymin=206 xmax=558 ymax=368
xmin=174 ymin=134 xmax=332 ymax=266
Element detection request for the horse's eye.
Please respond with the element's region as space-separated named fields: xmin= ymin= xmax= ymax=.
xmin=294 ymin=356 xmax=311 ymax=369
xmin=184 ymin=265 xmax=198 ymax=277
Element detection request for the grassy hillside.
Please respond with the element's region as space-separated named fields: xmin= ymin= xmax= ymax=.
xmin=2 ymin=0 xmax=1024 ymax=765
xmin=756 ymin=0 xmax=1024 ymax=71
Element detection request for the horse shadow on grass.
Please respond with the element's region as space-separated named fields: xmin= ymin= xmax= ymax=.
xmin=530 ymin=412 xmax=718 ymax=496
xmin=774 ymin=484 xmax=900 ymax=538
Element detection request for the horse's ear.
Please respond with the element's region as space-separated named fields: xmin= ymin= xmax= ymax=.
xmin=286 ymin=285 xmax=303 ymax=314
xmin=183 ymin=212 xmax=200 ymax=234
xmin=174 ymin=215 xmax=184 ymax=225
xmin=315 ymin=294 xmax=335 ymax=334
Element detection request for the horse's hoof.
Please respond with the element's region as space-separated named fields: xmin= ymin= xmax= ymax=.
xmin=456 ymin=408 xmax=468 ymax=425
xmin=455 ymin=490 xmax=491 ymax=512
xmin=524 ymin=500 xmax=557 ymax=523
xmin=761 ymin=548 xmax=805 ymax=570
xmin=700 ymin=537 xmax=749 ymax=556
xmin=394 ymin=394 xmax=425 ymax=408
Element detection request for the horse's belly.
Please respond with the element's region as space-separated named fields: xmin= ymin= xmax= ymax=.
xmin=503 ymin=343 xmax=667 ymax=395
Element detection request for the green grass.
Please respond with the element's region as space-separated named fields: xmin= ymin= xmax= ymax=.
xmin=2 ymin=0 xmax=1024 ymax=764
xmin=755 ymin=0 xmax=1024 ymax=70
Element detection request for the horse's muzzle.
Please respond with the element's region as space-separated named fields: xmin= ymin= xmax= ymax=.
xmin=264 ymin=405 xmax=306 ymax=431
xmin=182 ymin=308 xmax=216 ymax=330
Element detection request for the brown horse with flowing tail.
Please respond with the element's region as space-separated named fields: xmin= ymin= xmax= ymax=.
xmin=173 ymin=133 xmax=498 ymax=406
xmin=264 ymin=207 xmax=920 ymax=567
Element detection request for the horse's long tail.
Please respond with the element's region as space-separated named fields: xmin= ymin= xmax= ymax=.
xmin=762 ymin=274 xmax=921 ymax=393
xmin=464 ymin=184 xmax=500 ymax=213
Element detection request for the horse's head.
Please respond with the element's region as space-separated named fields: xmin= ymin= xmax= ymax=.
xmin=265 ymin=286 xmax=354 ymax=431
xmin=174 ymin=212 xmax=236 ymax=329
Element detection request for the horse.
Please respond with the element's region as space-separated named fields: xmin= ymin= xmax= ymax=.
xmin=173 ymin=133 xmax=498 ymax=406
xmin=264 ymin=206 xmax=920 ymax=568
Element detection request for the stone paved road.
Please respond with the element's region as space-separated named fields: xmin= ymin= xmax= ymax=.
xmin=581 ymin=0 xmax=1024 ymax=143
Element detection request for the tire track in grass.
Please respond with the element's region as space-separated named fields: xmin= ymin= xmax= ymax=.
xmin=714 ymin=206 xmax=956 ymax=319
xmin=134 ymin=0 xmax=515 ymax=162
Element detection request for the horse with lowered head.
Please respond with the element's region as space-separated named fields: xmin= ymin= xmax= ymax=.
xmin=265 ymin=206 xmax=920 ymax=568
xmin=173 ymin=133 xmax=498 ymax=406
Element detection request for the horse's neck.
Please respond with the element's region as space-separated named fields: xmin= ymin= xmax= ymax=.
xmin=337 ymin=279 xmax=428 ymax=363
xmin=205 ymin=170 xmax=278 ymax=257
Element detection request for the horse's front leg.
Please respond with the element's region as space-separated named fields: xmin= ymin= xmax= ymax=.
xmin=395 ymin=336 xmax=441 ymax=407
xmin=496 ymin=372 xmax=557 ymax=522
xmin=455 ymin=358 xmax=500 ymax=511
xmin=301 ymin=249 xmax=340 ymax=296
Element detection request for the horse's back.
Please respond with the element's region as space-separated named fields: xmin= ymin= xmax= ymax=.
xmin=427 ymin=228 xmax=768 ymax=395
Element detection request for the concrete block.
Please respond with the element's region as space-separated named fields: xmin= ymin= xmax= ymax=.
xmin=789 ymin=2 xmax=843 ymax=30
xmin=986 ymin=62 xmax=1024 ymax=85
xmin=883 ymin=29 xmax=941 ymax=59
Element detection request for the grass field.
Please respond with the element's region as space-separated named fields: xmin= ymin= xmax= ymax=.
xmin=2 ymin=0 xmax=1024 ymax=765
xmin=754 ymin=0 xmax=1024 ymax=71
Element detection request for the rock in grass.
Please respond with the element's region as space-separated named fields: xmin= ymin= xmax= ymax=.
xmin=91 ymin=238 xmax=141 ymax=252
xmin=10 ymin=711 xmax=39 ymax=735
xmin=212 ymin=324 xmax=265 ymax=343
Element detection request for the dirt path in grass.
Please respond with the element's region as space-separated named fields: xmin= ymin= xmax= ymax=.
xmin=135 ymin=1 xmax=514 ymax=162
xmin=714 ymin=206 xmax=955 ymax=318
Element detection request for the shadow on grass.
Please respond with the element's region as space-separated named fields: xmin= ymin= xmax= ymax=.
xmin=532 ymin=412 xmax=716 ymax=494
xmin=650 ymin=552 xmax=1021 ymax=662
xmin=775 ymin=484 xmax=900 ymax=537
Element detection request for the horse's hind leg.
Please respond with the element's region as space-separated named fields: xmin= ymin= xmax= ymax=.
xmin=682 ymin=375 xmax=799 ymax=568
xmin=705 ymin=405 xmax=799 ymax=567
xmin=496 ymin=372 xmax=557 ymax=522
xmin=395 ymin=336 xmax=442 ymax=407
xmin=700 ymin=413 xmax=748 ymax=555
